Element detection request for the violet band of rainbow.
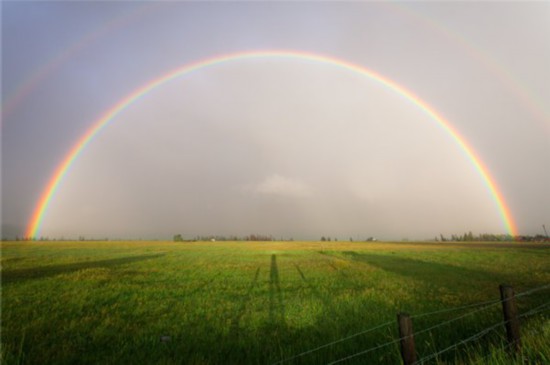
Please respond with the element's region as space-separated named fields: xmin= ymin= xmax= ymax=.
xmin=25 ymin=50 xmax=518 ymax=238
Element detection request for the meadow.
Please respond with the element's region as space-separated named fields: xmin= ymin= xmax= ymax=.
xmin=1 ymin=240 xmax=549 ymax=364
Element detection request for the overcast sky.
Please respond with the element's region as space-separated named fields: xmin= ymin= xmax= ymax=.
xmin=2 ymin=1 xmax=549 ymax=240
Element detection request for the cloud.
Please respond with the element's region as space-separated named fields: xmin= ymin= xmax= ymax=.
xmin=252 ymin=174 xmax=313 ymax=198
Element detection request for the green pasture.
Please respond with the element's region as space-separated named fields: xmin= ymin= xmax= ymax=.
xmin=1 ymin=240 xmax=549 ymax=364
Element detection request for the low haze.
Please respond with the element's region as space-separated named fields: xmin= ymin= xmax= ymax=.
xmin=2 ymin=1 xmax=549 ymax=240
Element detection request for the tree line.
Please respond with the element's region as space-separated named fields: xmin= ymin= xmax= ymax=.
xmin=5 ymin=232 xmax=548 ymax=243
xmin=174 ymin=234 xmax=280 ymax=242
xmin=437 ymin=232 xmax=549 ymax=243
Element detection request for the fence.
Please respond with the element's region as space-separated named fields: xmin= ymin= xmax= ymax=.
xmin=273 ymin=283 xmax=550 ymax=365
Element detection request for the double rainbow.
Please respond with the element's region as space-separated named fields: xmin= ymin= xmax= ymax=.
xmin=25 ymin=50 xmax=518 ymax=238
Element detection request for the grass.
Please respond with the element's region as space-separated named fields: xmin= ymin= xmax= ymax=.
xmin=1 ymin=240 xmax=549 ymax=364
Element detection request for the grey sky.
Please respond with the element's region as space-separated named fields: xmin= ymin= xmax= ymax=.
xmin=2 ymin=1 xmax=549 ymax=240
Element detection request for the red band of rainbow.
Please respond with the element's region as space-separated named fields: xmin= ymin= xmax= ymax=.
xmin=26 ymin=50 xmax=518 ymax=238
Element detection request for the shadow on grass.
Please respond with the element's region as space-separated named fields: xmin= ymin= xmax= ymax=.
xmin=336 ymin=251 xmax=506 ymax=288
xmin=1 ymin=253 xmax=165 ymax=284
xmin=269 ymin=254 xmax=286 ymax=327
xmin=5 ymin=251 xmax=547 ymax=365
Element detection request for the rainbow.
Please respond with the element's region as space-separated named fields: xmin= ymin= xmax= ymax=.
xmin=2 ymin=2 xmax=159 ymax=121
xmin=25 ymin=50 xmax=518 ymax=238
xmin=385 ymin=2 xmax=550 ymax=134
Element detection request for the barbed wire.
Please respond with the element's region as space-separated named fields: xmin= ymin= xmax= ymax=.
xmin=271 ymin=319 xmax=395 ymax=364
xmin=274 ymin=299 xmax=500 ymax=365
xmin=326 ymin=337 xmax=401 ymax=365
xmin=274 ymin=296 xmax=502 ymax=364
xmin=478 ymin=323 xmax=547 ymax=364
xmin=416 ymin=321 xmax=505 ymax=364
xmin=325 ymin=300 xmax=501 ymax=365
xmin=415 ymin=298 xmax=550 ymax=364
xmin=393 ymin=280 xmax=550 ymax=321
xmin=272 ymin=283 xmax=549 ymax=365
xmin=515 ymin=283 xmax=550 ymax=298
xmin=411 ymin=298 xmax=500 ymax=319
xmin=467 ymin=301 xmax=550 ymax=365
xmin=519 ymin=300 xmax=550 ymax=318
xmin=412 ymin=300 xmax=500 ymax=339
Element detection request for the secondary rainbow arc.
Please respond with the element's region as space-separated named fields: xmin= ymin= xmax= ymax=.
xmin=26 ymin=50 xmax=518 ymax=238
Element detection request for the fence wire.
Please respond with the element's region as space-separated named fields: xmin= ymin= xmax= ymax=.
xmin=326 ymin=300 xmax=501 ymax=365
xmin=272 ymin=319 xmax=395 ymax=365
xmin=412 ymin=300 xmax=501 ymax=339
xmin=515 ymin=283 xmax=550 ymax=298
xmin=271 ymin=283 xmax=549 ymax=365
xmin=416 ymin=321 xmax=505 ymax=364
xmin=479 ymin=314 xmax=550 ymax=364
xmin=326 ymin=337 xmax=402 ymax=365
xmin=418 ymin=301 xmax=550 ymax=365
xmin=415 ymin=299 xmax=550 ymax=364
xmin=519 ymin=300 xmax=550 ymax=318
xmin=411 ymin=298 xmax=500 ymax=319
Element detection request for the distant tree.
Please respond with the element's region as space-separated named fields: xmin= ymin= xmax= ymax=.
xmin=173 ymin=234 xmax=183 ymax=242
xmin=321 ymin=236 xmax=326 ymax=242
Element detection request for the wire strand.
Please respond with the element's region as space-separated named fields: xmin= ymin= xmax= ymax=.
xmin=411 ymin=298 xmax=500 ymax=319
xmin=416 ymin=321 xmax=505 ymax=364
xmin=520 ymin=300 xmax=550 ymax=318
xmin=417 ymin=298 xmax=550 ymax=364
xmin=271 ymin=320 xmax=394 ymax=365
xmin=328 ymin=300 xmax=506 ymax=365
xmin=326 ymin=337 xmax=401 ymax=365
xmin=515 ymin=283 xmax=550 ymax=298
xmin=412 ymin=300 xmax=501 ymax=338
xmin=272 ymin=283 xmax=549 ymax=365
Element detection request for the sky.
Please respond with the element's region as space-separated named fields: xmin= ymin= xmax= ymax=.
xmin=2 ymin=1 xmax=549 ymax=241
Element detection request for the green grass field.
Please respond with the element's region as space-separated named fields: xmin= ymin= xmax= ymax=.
xmin=1 ymin=240 xmax=549 ymax=364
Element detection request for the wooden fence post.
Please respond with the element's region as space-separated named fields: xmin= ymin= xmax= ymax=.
xmin=499 ymin=284 xmax=521 ymax=355
xmin=398 ymin=312 xmax=417 ymax=365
